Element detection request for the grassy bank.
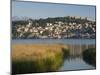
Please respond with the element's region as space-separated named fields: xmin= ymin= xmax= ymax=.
xmin=82 ymin=48 xmax=96 ymax=67
xmin=12 ymin=44 xmax=69 ymax=74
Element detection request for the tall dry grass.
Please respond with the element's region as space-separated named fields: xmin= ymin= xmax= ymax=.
xmin=12 ymin=44 xmax=69 ymax=74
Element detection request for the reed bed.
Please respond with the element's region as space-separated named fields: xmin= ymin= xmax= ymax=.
xmin=12 ymin=44 xmax=69 ymax=74
xmin=82 ymin=48 xmax=96 ymax=67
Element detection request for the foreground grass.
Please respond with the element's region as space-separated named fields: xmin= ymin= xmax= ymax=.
xmin=82 ymin=48 xmax=96 ymax=67
xmin=12 ymin=44 xmax=69 ymax=74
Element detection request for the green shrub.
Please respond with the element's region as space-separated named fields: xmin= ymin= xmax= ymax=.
xmin=82 ymin=48 xmax=96 ymax=67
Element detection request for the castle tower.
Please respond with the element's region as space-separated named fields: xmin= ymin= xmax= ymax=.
xmin=28 ymin=19 xmax=33 ymax=26
xmin=26 ymin=19 xmax=33 ymax=27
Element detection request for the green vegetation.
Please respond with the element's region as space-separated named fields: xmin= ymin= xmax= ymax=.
xmin=82 ymin=48 xmax=96 ymax=67
xmin=62 ymin=48 xmax=70 ymax=58
xmin=12 ymin=16 xmax=90 ymax=26
xmin=12 ymin=44 xmax=69 ymax=74
xmin=12 ymin=52 xmax=63 ymax=74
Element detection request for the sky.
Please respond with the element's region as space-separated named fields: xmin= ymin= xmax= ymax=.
xmin=12 ymin=1 xmax=96 ymax=21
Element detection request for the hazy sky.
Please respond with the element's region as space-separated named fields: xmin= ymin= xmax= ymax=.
xmin=12 ymin=1 xmax=96 ymax=21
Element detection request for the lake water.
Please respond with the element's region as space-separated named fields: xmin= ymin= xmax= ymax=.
xmin=12 ymin=39 xmax=96 ymax=71
xmin=12 ymin=39 xmax=95 ymax=45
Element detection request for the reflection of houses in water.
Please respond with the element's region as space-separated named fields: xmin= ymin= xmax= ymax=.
xmin=67 ymin=44 xmax=95 ymax=57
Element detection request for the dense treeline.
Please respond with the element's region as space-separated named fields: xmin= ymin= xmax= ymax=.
xmin=12 ymin=16 xmax=94 ymax=27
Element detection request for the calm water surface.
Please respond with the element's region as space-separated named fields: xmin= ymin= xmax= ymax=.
xmin=12 ymin=39 xmax=95 ymax=45
xmin=12 ymin=39 xmax=96 ymax=71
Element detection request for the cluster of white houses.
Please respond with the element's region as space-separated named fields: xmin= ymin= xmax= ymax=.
xmin=12 ymin=19 xmax=96 ymax=39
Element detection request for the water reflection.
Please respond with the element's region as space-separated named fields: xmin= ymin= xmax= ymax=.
xmin=59 ymin=44 xmax=96 ymax=71
xmin=67 ymin=44 xmax=95 ymax=56
xmin=59 ymin=57 xmax=95 ymax=71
